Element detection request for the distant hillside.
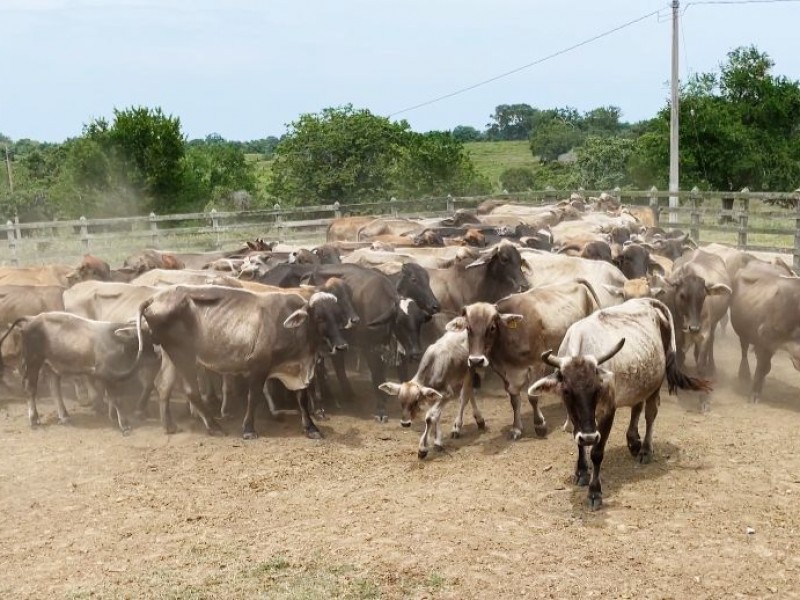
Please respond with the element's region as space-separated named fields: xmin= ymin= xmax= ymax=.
xmin=464 ymin=141 xmax=538 ymax=191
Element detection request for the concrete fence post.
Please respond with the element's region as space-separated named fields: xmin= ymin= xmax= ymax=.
xmin=79 ymin=216 xmax=89 ymax=252
xmin=390 ymin=197 xmax=397 ymax=218
xmin=737 ymin=187 xmax=750 ymax=251
xmin=690 ymin=186 xmax=701 ymax=242
xmin=446 ymin=194 xmax=454 ymax=215
xmin=210 ymin=208 xmax=221 ymax=250
xmin=613 ymin=186 xmax=622 ymax=205
xmin=149 ymin=212 xmax=159 ymax=248
xmin=333 ymin=201 xmax=341 ymax=220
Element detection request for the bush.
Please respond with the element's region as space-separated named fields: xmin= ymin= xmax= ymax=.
xmin=499 ymin=167 xmax=537 ymax=192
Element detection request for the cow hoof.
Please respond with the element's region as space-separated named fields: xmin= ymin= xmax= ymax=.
xmin=374 ymin=415 xmax=389 ymax=424
xmin=417 ymin=449 xmax=428 ymax=460
xmin=164 ymin=425 xmax=178 ymax=435
xmin=638 ymin=450 xmax=653 ymax=464
xmin=575 ymin=472 xmax=590 ymax=487
xmin=218 ymin=412 xmax=231 ymax=420
xmin=627 ymin=439 xmax=642 ymax=456
xmin=507 ymin=429 xmax=522 ymax=441
xmin=315 ymin=410 xmax=329 ymax=421
xmin=58 ymin=417 xmax=71 ymax=426
xmin=208 ymin=427 xmax=225 ymax=437
xmin=533 ymin=424 xmax=547 ymax=438
xmin=29 ymin=420 xmax=40 ymax=429
xmin=699 ymin=399 xmax=711 ymax=413
xmin=120 ymin=427 xmax=132 ymax=437
xmin=434 ymin=444 xmax=445 ymax=453
xmin=305 ymin=429 xmax=323 ymax=440
xmin=450 ymin=430 xmax=461 ymax=439
xmin=749 ymin=395 xmax=760 ymax=404
xmin=242 ymin=431 xmax=258 ymax=440
xmin=134 ymin=410 xmax=147 ymax=420
xmin=475 ymin=418 xmax=486 ymax=430
xmin=588 ymin=494 xmax=603 ymax=511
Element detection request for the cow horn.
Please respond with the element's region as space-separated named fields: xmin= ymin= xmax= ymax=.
xmin=595 ymin=338 xmax=626 ymax=365
xmin=541 ymin=350 xmax=564 ymax=370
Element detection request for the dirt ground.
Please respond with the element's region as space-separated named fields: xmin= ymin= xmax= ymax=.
xmin=1 ymin=335 xmax=800 ymax=600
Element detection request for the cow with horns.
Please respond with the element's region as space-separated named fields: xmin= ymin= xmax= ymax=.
xmin=528 ymin=298 xmax=711 ymax=510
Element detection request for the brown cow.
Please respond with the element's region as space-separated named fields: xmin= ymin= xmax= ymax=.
xmin=529 ymin=298 xmax=711 ymax=509
xmin=445 ymin=279 xmax=600 ymax=440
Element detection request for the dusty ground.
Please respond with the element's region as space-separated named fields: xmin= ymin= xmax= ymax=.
xmin=1 ymin=336 xmax=800 ymax=599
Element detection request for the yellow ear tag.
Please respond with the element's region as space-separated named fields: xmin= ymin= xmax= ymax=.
xmin=506 ymin=320 xmax=518 ymax=329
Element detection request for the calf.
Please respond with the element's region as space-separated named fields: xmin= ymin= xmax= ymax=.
xmin=379 ymin=330 xmax=480 ymax=458
xmin=446 ymin=280 xmax=599 ymax=440
xmin=529 ymin=298 xmax=711 ymax=509
xmin=0 ymin=312 xmax=155 ymax=433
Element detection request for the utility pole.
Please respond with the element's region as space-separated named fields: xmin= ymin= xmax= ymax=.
xmin=669 ymin=0 xmax=680 ymax=224
xmin=3 ymin=145 xmax=12 ymax=193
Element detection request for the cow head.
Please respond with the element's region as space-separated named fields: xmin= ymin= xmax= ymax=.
xmin=465 ymin=241 xmax=530 ymax=296
xmin=645 ymin=233 xmax=696 ymax=261
xmin=312 ymin=245 xmax=341 ymax=264
xmin=284 ymin=292 xmax=349 ymax=355
xmin=288 ymin=248 xmax=319 ymax=265
xmin=529 ymin=339 xmax=625 ymax=446
xmin=394 ymin=298 xmax=432 ymax=362
xmin=461 ymin=228 xmax=487 ymax=247
xmin=582 ymin=241 xmax=613 ymax=263
xmin=413 ymin=229 xmax=445 ymax=247
xmin=603 ymin=278 xmax=660 ymax=301
xmin=66 ymin=254 xmax=111 ymax=286
xmin=378 ymin=381 xmax=442 ymax=426
xmin=319 ymin=277 xmax=360 ymax=329
xmin=659 ymin=273 xmax=731 ymax=334
xmin=446 ymin=303 xmax=523 ymax=369
xmin=614 ymin=244 xmax=664 ymax=279
xmin=396 ymin=262 xmax=440 ymax=315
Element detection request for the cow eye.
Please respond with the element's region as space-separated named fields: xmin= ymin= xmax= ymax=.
xmin=410 ymin=276 xmax=417 ymax=283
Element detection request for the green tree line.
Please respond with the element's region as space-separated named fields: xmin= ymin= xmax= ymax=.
xmin=2 ymin=45 xmax=799 ymax=219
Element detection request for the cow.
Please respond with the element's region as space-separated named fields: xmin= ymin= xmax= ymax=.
xmin=445 ymin=279 xmax=600 ymax=440
xmin=122 ymin=249 xmax=186 ymax=273
xmin=654 ymin=249 xmax=732 ymax=378
xmin=0 ymin=255 xmax=109 ymax=287
xmin=613 ymin=243 xmax=665 ymax=280
xmin=0 ymin=312 xmax=155 ymax=434
xmin=139 ymin=286 xmax=348 ymax=438
xmin=558 ymin=240 xmax=613 ymax=264
xmin=379 ymin=329 xmax=479 ymax=458
xmin=311 ymin=244 xmax=342 ymax=264
xmin=131 ymin=269 xmax=243 ymax=288
xmin=730 ymin=261 xmax=800 ymax=403
xmin=428 ymin=241 xmax=530 ymax=314
xmin=603 ymin=277 xmax=660 ymax=302
xmin=528 ymin=298 xmax=712 ymax=509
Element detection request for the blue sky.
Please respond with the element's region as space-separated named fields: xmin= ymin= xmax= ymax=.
xmin=1 ymin=0 xmax=799 ymax=142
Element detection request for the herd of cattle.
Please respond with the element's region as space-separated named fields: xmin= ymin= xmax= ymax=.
xmin=1 ymin=193 xmax=798 ymax=508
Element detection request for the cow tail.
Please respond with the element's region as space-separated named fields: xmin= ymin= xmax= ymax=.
xmin=0 ymin=318 xmax=28 ymax=375
xmin=650 ymin=298 xmax=713 ymax=394
xmin=109 ymin=298 xmax=151 ymax=381
xmin=575 ymin=278 xmax=601 ymax=311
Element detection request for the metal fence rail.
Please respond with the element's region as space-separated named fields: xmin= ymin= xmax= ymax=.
xmin=3 ymin=187 xmax=800 ymax=269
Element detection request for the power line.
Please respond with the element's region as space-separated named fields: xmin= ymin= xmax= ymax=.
xmin=387 ymin=7 xmax=666 ymax=118
xmin=685 ymin=0 xmax=800 ymax=7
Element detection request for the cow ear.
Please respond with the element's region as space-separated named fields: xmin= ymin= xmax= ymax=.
xmin=378 ymin=382 xmax=401 ymax=396
xmin=446 ymin=317 xmax=467 ymax=332
xmin=113 ymin=326 xmax=137 ymax=340
xmin=597 ymin=367 xmax=614 ymax=389
xmin=603 ymin=284 xmax=625 ymax=298
xmin=283 ymin=308 xmax=308 ymax=328
xmin=465 ymin=247 xmax=497 ymax=269
xmin=521 ymin=260 xmax=532 ymax=274
xmin=706 ymin=283 xmax=732 ymax=296
xmin=246 ymin=241 xmax=257 ymax=250
xmin=650 ymin=286 xmax=664 ymax=297
xmin=420 ymin=386 xmax=443 ymax=402
xmin=647 ymin=260 xmax=666 ymax=276
xmin=528 ymin=374 xmax=560 ymax=396
xmin=499 ymin=313 xmax=523 ymax=328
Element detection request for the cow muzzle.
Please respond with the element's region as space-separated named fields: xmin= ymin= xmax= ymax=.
xmin=688 ymin=325 xmax=701 ymax=334
xmin=575 ymin=431 xmax=601 ymax=446
xmin=331 ymin=343 xmax=349 ymax=354
xmin=346 ymin=317 xmax=360 ymax=329
xmin=400 ymin=419 xmax=412 ymax=428
xmin=468 ymin=355 xmax=489 ymax=368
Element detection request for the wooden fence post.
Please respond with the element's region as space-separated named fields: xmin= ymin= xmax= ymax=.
xmin=737 ymin=187 xmax=750 ymax=251
xmin=14 ymin=215 xmax=20 ymax=243
xmin=794 ymin=189 xmax=800 ymax=274
xmin=690 ymin=186 xmax=701 ymax=242
xmin=149 ymin=212 xmax=159 ymax=248
xmin=649 ymin=186 xmax=659 ymax=226
xmin=273 ymin=203 xmax=283 ymax=240
xmin=390 ymin=197 xmax=398 ymax=218
xmin=613 ymin=186 xmax=621 ymax=206
xmin=79 ymin=216 xmax=89 ymax=252
xmin=333 ymin=201 xmax=341 ymax=220
xmin=210 ymin=208 xmax=221 ymax=250
xmin=446 ymin=194 xmax=454 ymax=215
xmin=6 ymin=220 xmax=18 ymax=266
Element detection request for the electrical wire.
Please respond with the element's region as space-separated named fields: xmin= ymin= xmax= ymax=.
xmin=387 ymin=7 xmax=667 ymax=118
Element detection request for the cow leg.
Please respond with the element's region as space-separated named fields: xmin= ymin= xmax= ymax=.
xmin=155 ymin=356 xmax=178 ymax=434
xmin=419 ymin=400 xmax=443 ymax=459
xmin=242 ymin=373 xmax=267 ymax=440
xmin=365 ymin=351 xmax=390 ymax=423
xmin=626 ymin=402 xmax=644 ymax=456
xmin=738 ymin=337 xmax=751 ymax=384
xmin=48 ymin=372 xmax=70 ymax=425
xmin=102 ymin=381 xmax=131 ymax=435
xmin=24 ymin=354 xmax=44 ymax=428
xmin=450 ymin=380 xmax=471 ymax=438
xmin=507 ymin=392 xmax=523 ymax=440
xmin=575 ymin=445 xmax=589 ymax=487
xmin=751 ymin=347 xmax=774 ymax=404
xmin=315 ymin=355 xmax=340 ymax=410
xmin=588 ymin=409 xmax=616 ymax=511
xmin=330 ymin=351 xmax=356 ymax=402
xmin=168 ymin=354 xmax=221 ymax=435
xmin=134 ymin=373 xmax=156 ymax=420
xmin=639 ymin=392 xmax=659 ymax=464
xmin=296 ymin=388 xmax=322 ymax=439
xmin=527 ymin=392 xmax=547 ymax=437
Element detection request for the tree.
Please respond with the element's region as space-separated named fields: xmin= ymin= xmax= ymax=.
xmin=485 ymin=104 xmax=538 ymax=141
xmin=183 ymin=142 xmax=257 ymax=209
xmin=452 ymin=125 xmax=483 ymax=142
xmin=499 ymin=167 xmax=536 ymax=192
xmin=630 ymin=46 xmax=800 ymax=200
xmin=575 ymin=135 xmax=635 ymax=189
xmin=529 ymin=119 xmax=583 ymax=162
xmin=583 ymin=106 xmax=622 ymax=136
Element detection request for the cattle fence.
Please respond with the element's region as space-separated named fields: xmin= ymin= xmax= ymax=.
xmin=2 ymin=187 xmax=800 ymax=270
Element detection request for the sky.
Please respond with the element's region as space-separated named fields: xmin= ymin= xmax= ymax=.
xmin=1 ymin=0 xmax=799 ymax=143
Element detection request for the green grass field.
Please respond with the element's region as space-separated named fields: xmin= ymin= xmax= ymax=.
xmin=464 ymin=140 xmax=538 ymax=190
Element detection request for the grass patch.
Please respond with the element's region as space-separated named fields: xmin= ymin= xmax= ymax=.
xmin=465 ymin=141 xmax=538 ymax=191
